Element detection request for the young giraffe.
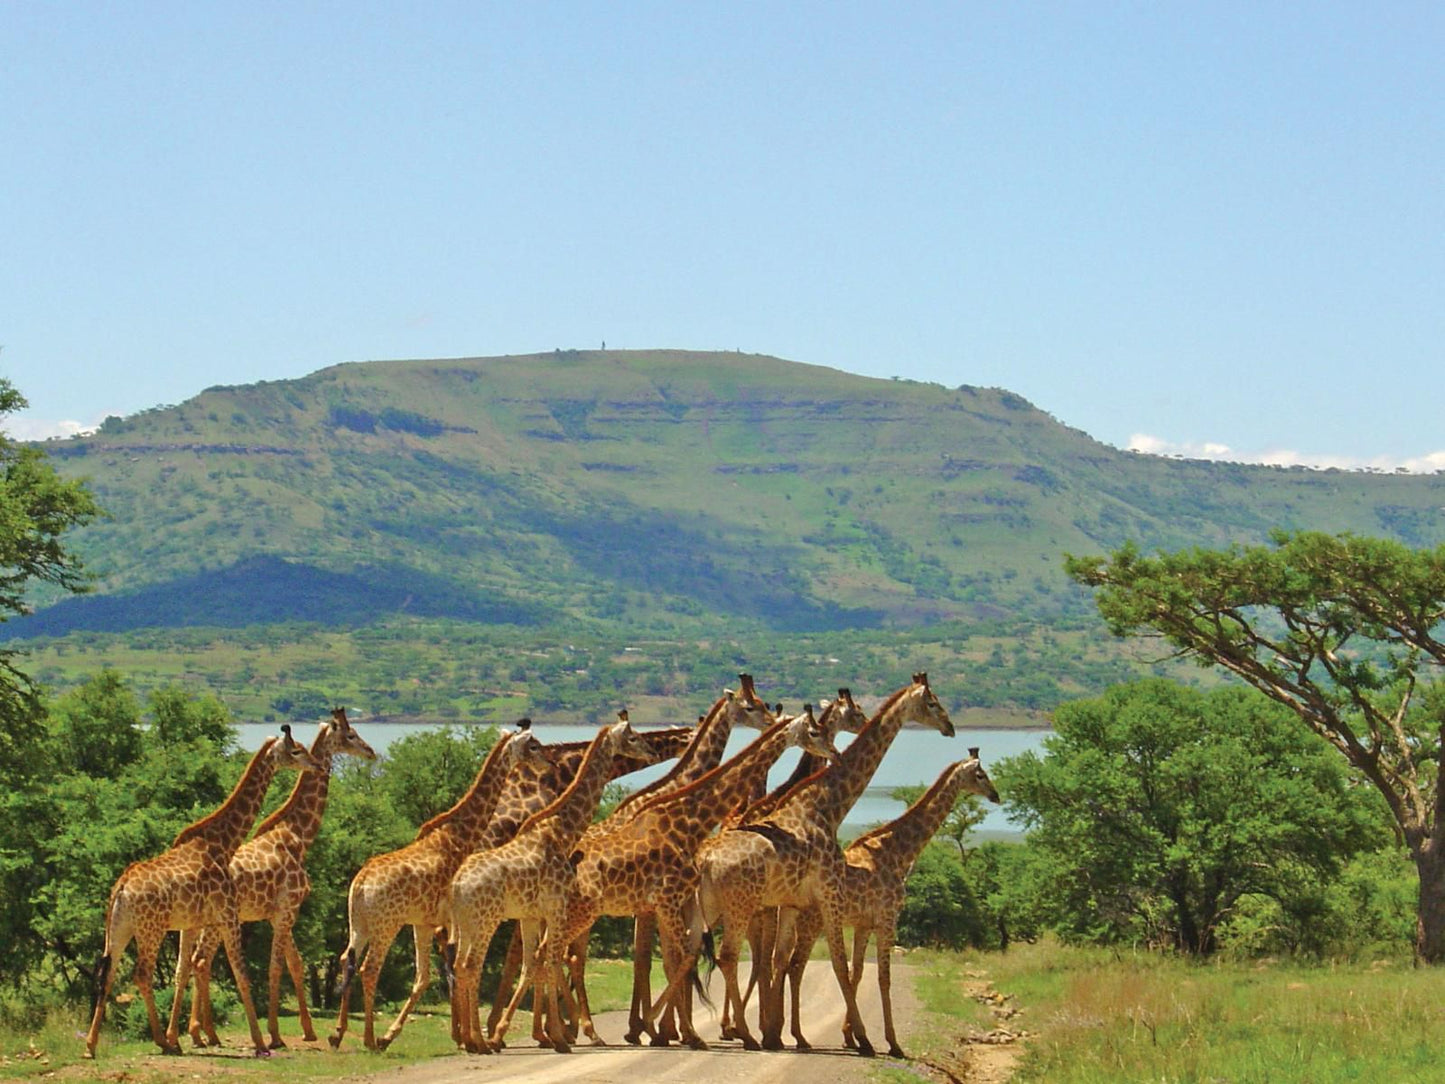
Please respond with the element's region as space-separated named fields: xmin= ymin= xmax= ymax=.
xmin=779 ymin=752 xmax=1000 ymax=1056
xmin=328 ymin=724 xmax=546 ymax=1052
xmin=84 ymin=727 xmax=321 ymax=1058
xmin=186 ymin=708 xmax=377 ymax=1049
xmin=447 ymin=718 xmax=653 ymax=1054
xmin=488 ymin=676 xmax=772 ymax=1042
xmin=685 ymin=673 xmax=957 ymax=1055
xmin=556 ymin=703 xmax=846 ymax=1050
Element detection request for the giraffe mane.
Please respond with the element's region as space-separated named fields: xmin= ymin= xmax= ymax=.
xmin=414 ymin=730 xmax=514 ymax=839
xmin=515 ymin=723 xmax=614 ymax=835
xmin=626 ymin=711 xmax=793 ymax=818
xmin=170 ymin=737 xmax=278 ymax=847
xmin=847 ymin=756 xmax=971 ymax=847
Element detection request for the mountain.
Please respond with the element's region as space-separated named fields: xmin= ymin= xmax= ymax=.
xmin=19 ymin=349 xmax=1445 ymax=639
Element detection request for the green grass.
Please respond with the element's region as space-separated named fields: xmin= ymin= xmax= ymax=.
xmin=899 ymin=940 xmax=1443 ymax=1084
xmin=0 ymin=959 xmax=644 ymax=1082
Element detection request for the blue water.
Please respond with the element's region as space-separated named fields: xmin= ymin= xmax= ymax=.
xmin=237 ymin=720 xmax=1047 ymax=836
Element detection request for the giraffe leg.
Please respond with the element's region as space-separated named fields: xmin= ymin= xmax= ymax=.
xmin=538 ymin=913 xmax=571 ymax=1054
xmin=84 ymin=908 xmax=136 ymax=1059
xmin=821 ymin=901 xmax=872 ymax=1057
xmin=760 ymin=908 xmax=794 ymax=1049
xmin=133 ymin=931 xmax=179 ymax=1055
xmin=842 ymin=922 xmax=869 ymax=1049
xmin=654 ymin=902 xmax=707 ymax=1049
xmin=329 ymin=919 xmax=381 ymax=1049
xmin=377 ymin=924 xmax=431 ymax=1051
xmin=451 ymin=928 xmax=493 ymax=1055
xmin=356 ymin=933 xmax=394 ymax=1051
xmin=789 ymin=907 xmax=825 ymax=1050
xmin=166 ymin=928 xmax=199 ymax=1053
xmin=271 ymin=909 xmax=315 ymax=1046
xmin=494 ymin=920 xmax=539 ymax=1048
xmin=718 ymin=917 xmax=760 ymax=1050
xmin=187 ymin=926 xmax=221 ymax=1047
xmin=624 ymin=913 xmax=656 ymax=1044
xmin=217 ymin=919 xmax=269 ymax=1056
xmin=564 ymin=925 xmax=604 ymax=1044
xmin=483 ymin=921 xmax=525 ymax=1038
xmin=875 ymin=922 xmax=904 ymax=1058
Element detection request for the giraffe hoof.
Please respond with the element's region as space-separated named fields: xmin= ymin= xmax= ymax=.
xmin=888 ymin=1045 xmax=907 ymax=1059
xmin=857 ymin=1039 xmax=876 ymax=1057
xmin=268 ymin=1038 xmax=287 ymax=1051
xmin=327 ymin=1035 xmax=343 ymax=1050
xmin=686 ymin=1036 xmax=709 ymax=1051
xmin=623 ymin=1031 xmax=642 ymax=1046
xmin=251 ymin=1048 xmax=273 ymax=1059
xmin=551 ymin=1041 xmax=572 ymax=1054
xmin=742 ymin=1037 xmax=761 ymax=1051
xmin=375 ymin=1037 xmax=392 ymax=1052
xmin=649 ymin=1034 xmax=671 ymax=1048
xmin=795 ymin=1039 xmax=813 ymax=1052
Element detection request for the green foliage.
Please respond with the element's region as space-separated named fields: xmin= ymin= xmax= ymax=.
xmin=0 ymin=378 xmax=98 ymax=793
xmin=996 ymin=680 xmax=1388 ymax=954
xmin=378 ymin=723 xmax=501 ymax=827
xmin=1066 ymin=531 xmax=1445 ymax=960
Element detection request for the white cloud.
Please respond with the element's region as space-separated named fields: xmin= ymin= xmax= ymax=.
xmin=1127 ymin=434 xmax=1445 ymax=474
xmin=7 ymin=415 xmax=103 ymax=442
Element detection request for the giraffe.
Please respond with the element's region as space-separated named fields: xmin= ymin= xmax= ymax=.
xmin=487 ymin=675 xmax=774 ymax=1042
xmin=83 ymin=726 xmax=321 ymax=1058
xmin=185 ymin=707 xmax=377 ymax=1049
xmin=478 ymin=713 xmax=697 ymax=1039
xmin=779 ymin=752 xmax=1000 ymax=1056
xmin=711 ymin=690 xmax=869 ymax=1042
xmin=327 ymin=723 xmax=546 ymax=1051
xmin=686 ymin=673 xmax=956 ymax=1055
xmin=447 ymin=717 xmax=652 ymax=1054
xmin=555 ymin=702 xmax=843 ymax=1050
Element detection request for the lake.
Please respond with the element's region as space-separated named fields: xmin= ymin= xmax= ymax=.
xmin=237 ymin=720 xmax=1048 ymax=836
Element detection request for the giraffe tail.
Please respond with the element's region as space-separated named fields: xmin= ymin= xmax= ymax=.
xmin=90 ymin=952 xmax=112 ymax=1019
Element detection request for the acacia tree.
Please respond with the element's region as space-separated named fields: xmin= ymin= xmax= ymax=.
xmin=1066 ymin=530 xmax=1445 ymax=962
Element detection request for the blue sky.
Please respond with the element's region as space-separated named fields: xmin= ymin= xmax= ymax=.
xmin=5 ymin=3 xmax=1443 ymax=469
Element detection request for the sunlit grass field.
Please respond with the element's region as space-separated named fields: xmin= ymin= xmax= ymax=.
xmin=902 ymin=940 xmax=1442 ymax=1084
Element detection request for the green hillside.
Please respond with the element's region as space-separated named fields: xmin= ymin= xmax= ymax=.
xmin=11 ymin=350 xmax=1445 ymax=721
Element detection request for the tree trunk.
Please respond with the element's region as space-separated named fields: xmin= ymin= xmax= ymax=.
xmin=1413 ymin=842 xmax=1445 ymax=964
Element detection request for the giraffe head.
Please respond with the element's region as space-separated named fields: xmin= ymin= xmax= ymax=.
xmin=958 ymin=747 xmax=1001 ymax=803
xmin=325 ymin=707 xmax=377 ymax=761
xmin=819 ymin=687 xmax=869 ymax=738
xmin=785 ymin=703 xmax=842 ymax=763
xmin=273 ymin=724 xmax=325 ymax=774
xmin=606 ymin=710 xmax=655 ymax=761
xmin=725 ymin=673 xmax=777 ymax=731
xmin=502 ymin=718 xmax=547 ymax=770
xmin=897 ymin=672 xmax=956 ymax=736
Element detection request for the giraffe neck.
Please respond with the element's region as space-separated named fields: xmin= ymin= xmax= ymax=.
xmin=850 ymin=760 xmax=975 ymax=873
xmin=810 ymin=685 xmax=916 ymax=832
xmin=639 ymin=714 xmax=800 ymax=842
xmin=533 ymin=728 xmax=616 ymax=851
xmin=250 ymin=738 xmax=336 ymax=852
xmin=171 ymin=739 xmax=282 ymax=856
xmin=613 ymin=698 xmax=736 ymax=818
xmin=416 ymin=731 xmax=516 ymax=849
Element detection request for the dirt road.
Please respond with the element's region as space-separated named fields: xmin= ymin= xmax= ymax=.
xmin=369 ymin=962 xmax=919 ymax=1084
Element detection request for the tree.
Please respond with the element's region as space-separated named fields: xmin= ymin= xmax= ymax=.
xmin=0 ymin=377 xmax=99 ymax=776
xmin=997 ymin=679 xmax=1384 ymax=954
xmin=1066 ymin=532 xmax=1445 ymax=961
